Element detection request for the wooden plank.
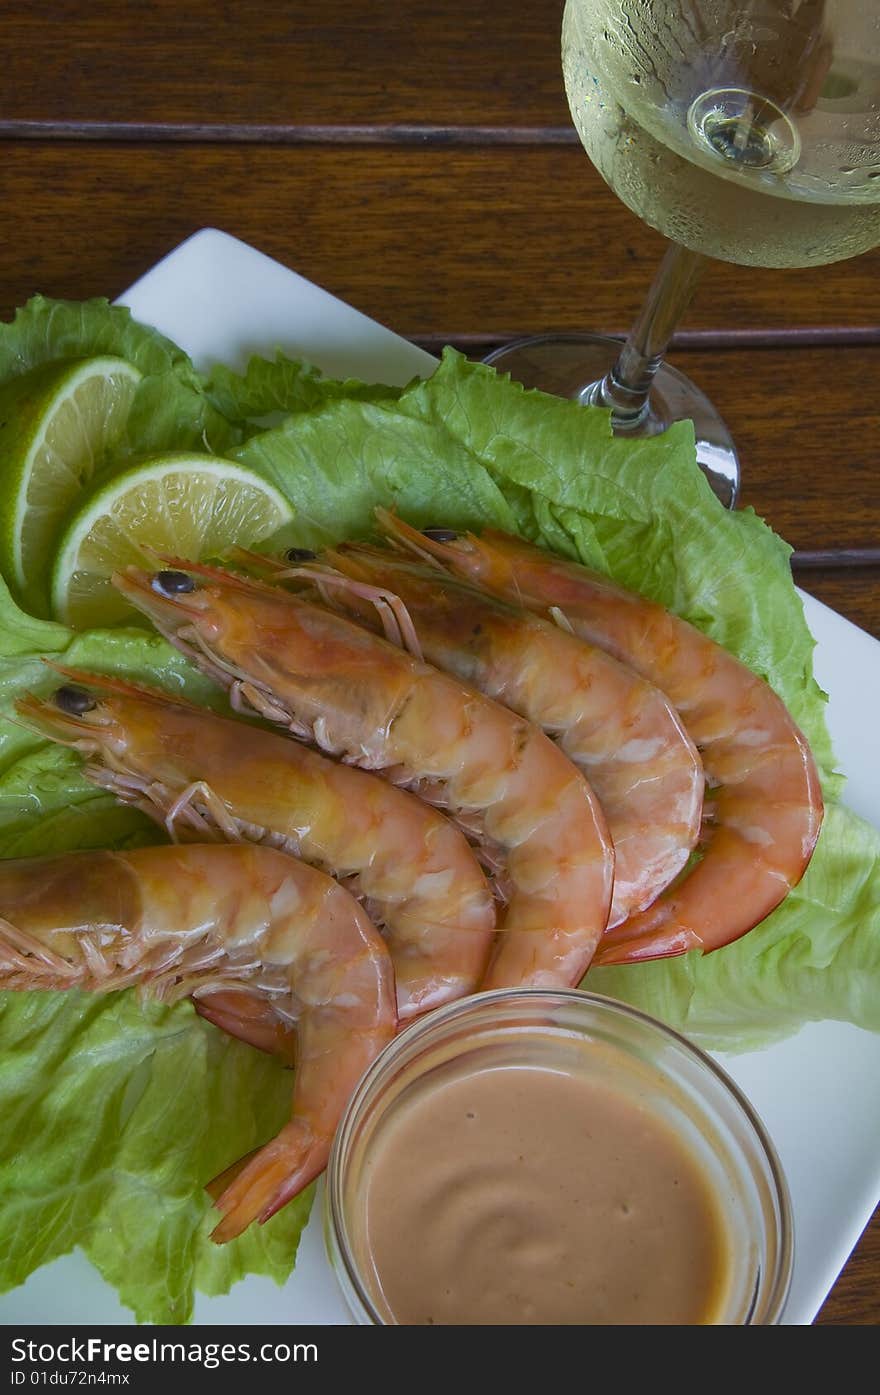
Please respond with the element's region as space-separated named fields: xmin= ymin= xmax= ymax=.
xmin=816 ymin=1210 xmax=880 ymax=1325
xmin=792 ymin=571 xmax=880 ymax=641
xmin=0 ymin=0 xmax=572 ymax=130
xmin=673 ymin=348 xmax=880 ymax=564
xmin=1 ymin=144 xmax=879 ymax=338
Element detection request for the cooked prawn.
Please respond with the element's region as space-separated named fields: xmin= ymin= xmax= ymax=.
xmin=273 ymin=529 xmax=704 ymax=928
xmin=373 ymin=515 xmax=824 ymax=964
xmin=17 ymin=669 xmax=496 ymax=1022
xmin=0 ymin=843 xmax=396 ymax=1241
xmin=112 ymin=562 xmax=615 ymax=991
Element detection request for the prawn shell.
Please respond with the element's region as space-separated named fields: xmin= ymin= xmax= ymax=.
xmin=113 ymin=560 xmax=616 ymax=991
xmin=17 ymin=665 xmax=497 ymax=1021
xmin=372 ymin=515 xmax=824 ymax=962
xmin=304 ymin=536 xmax=705 ymax=928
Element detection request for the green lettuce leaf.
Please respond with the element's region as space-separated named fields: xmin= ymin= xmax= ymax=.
xmin=0 ymin=296 xmax=192 ymax=381
xmin=235 ymin=393 xmax=519 ymax=546
xmin=203 ymin=350 xmax=403 ymax=428
xmin=0 ymin=991 xmax=310 ymax=1325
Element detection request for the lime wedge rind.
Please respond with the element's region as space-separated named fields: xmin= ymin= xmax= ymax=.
xmin=0 ymin=355 xmax=143 ymax=610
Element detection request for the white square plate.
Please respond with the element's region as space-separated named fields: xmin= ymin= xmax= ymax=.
xmin=2 ymin=228 xmax=878 ymax=1327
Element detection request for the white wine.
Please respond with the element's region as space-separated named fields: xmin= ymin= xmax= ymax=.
xmin=562 ymin=0 xmax=880 ymax=267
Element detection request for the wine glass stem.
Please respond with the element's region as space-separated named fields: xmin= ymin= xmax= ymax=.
xmin=583 ymin=242 xmax=709 ymax=428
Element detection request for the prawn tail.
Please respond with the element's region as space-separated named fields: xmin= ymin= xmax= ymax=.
xmin=592 ymin=899 xmax=704 ymax=965
xmin=193 ymin=990 xmax=298 ymax=1067
xmin=209 ymin=1120 xmax=325 ymax=1243
xmin=591 ymin=924 xmax=702 ymax=966
xmin=204 ymin=1147 xmax=261 ymax=1201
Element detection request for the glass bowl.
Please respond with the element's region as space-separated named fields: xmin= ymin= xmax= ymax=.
xmin=324 ymin=988 xmax=793 ymax=1325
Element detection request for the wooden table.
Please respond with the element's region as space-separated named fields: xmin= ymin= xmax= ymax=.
xmin=0 ymin=0 xmax=877 ymax=1325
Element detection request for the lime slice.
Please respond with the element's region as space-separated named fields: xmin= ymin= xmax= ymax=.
xmin=0 ymin=357 xmax=143 ymax=612
xmin=51 ymin=452 xmax=294 ymax=629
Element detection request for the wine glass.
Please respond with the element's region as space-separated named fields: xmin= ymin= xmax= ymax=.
xmin=486 ymin=1 xmax=880 ymax=508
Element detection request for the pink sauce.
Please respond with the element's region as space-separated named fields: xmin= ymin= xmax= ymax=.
xmin=353 ymin=1061 xmax=729 ymax=1325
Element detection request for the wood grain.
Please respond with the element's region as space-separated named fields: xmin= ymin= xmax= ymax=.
xmin=815 ymin=1209 xmax=880 ymax=1325
xmin=672 ymin=348 xmax=880 ymax=566
xmin=790 ymin=571 xmax=880 ymax=641
xmin=1 ymin=144 xmax=880 ymax=338
xmin=0 ymin=0 xmax=572 ymax=130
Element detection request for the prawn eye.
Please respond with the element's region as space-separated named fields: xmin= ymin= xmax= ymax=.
xmin=152 ymin=569 xmax=196 ymax=596
xmin=285 ymin=547 xmax=318 ymax=562
xmin=54 ymin=685 xmax=96 ymax=716
xmin=422 ymin=528 xmax=459 ymax=544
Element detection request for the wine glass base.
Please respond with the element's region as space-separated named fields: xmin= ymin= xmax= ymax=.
xmin=483 ymin=333 xmax=740 ymax=509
